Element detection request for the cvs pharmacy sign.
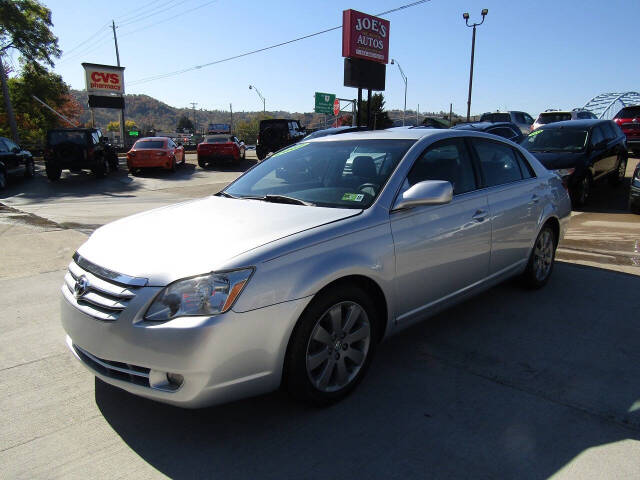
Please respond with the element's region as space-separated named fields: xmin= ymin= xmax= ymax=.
xmin=82 ymin=62 xmax=125 ymax=95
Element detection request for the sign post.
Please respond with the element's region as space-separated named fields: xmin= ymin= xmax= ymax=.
xmin=314 ymin=92 xmax=336 ymax=114
xmin=333 ymin=98 xmax=340 ymax=116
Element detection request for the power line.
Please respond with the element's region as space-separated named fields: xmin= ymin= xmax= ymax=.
xmin=128 ymin=0 xmax=431 ymax=86
xmin=113 ymin=0 xmax=165 ymax=23
xmin=119 ymin=0 xmax=219 ymax=38
xmin=59 ymin=24 xmax=110 ymax=58
xmin=116 ymin=0 xmax=185 ymax=28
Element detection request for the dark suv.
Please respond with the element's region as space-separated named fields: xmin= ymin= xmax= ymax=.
xmin=256 ymin=119 xmax=305 ymax=160
xmin=44 ymin=128 xmax=118 ymax=181
xmin=521 ymin=119 xmax=627 ymax=206
xmin=0 ymin=137 xmax=35 ymax=190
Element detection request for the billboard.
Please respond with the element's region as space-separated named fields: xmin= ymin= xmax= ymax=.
xmin=342 ymin=9 xmax=390 ymax=64
xmin=82 ymin=63 xmax=125 ymax=95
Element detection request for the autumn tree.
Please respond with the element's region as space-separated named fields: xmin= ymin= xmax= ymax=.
xmin=0 ymin=0 xmax=60 ymax=142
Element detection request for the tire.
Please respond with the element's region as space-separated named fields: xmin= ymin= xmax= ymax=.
xmin=109 ymin=154 xmax=119 ymax=171
xmin=571 ymin=174 xmax=591 ymax=207
xmin=93 ymin=156 xmax=108 ymax=178
xmin=181 ymin=153 xmax=186 ymax=165
xmin=285 ymin=284 xmax=378 ymax=405
xmin=630 ymin=198 xmax=640 ymax=215
xmin=242 ymin=148 xmax=246 ymax=160
xmin=256 ymin=147 xmax=266 ymax=161
xmin=170 ymin=157 xmax=177 ymax=172
xmin=608 ymin=154 xmax=627 ymax=186
xmin=522 ymin=224 xmax=556 ymax=289
xmin=0 ymin=169 xmax=6 ymax=189
xmin=197 ymin=157 xmax=207 ymax=169
xmin=45 ymin=162 xmax=62 ymax=181
xmin=24 ymin=158 xmax=35 ymax=178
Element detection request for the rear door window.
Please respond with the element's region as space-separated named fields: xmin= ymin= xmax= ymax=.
xmin=590 ymin=126 xmax=604 ymax=146
xmin=512 ymin=112 xmax=526 ymax=124
xmin=471 ymin=139 xmax=523 ymax=187
xmin=600 ymin=122 xmax=617 ymax=140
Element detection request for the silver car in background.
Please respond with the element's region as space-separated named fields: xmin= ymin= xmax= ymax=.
xmin=61 ymin=129 xmax=571 ymax=407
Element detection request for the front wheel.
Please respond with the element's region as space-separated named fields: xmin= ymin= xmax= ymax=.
xmin=0 ymin=169 xmax=6 ymax=189
xmin=522 ymin=225 xmax=556 ymax=289
xmin=93 ymin=156 xmax=108 ymax=178
xmin=571 ymin=174 xmax=591 ymax=207
xmin=285 ymin=285 xmax=378 ymax=405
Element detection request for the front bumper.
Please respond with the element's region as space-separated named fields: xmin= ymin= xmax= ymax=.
xmin=61 ymin=288 xmax=312 ymax=408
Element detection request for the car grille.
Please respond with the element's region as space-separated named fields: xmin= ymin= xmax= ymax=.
xmin=73 ymin=344 xmax=150 ymax=387
xmin=62 ymin=253 xmax=147 ymax=321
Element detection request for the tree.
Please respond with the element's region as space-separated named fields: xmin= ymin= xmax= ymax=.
xmin=106 ymin=120 xmax=136 ymax=132
xmin=359 ymin=93 xmax=393 ymax=130
xmin=0 ymin=61 xmax=80 ymax=144
xmin=0 ymin=0 xmax=60 ymax=142
xmin=176 ymin=115 xmax=194 ymax=132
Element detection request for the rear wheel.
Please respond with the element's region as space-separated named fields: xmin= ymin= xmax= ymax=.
xmin=93 ymin=156 xmax=108 ymax=178
xmin=170 ymin=157 xmax=177 ymax=172
xmin=571 ymin=174 xmax=591 ymax=207
xmin=0 ymin=169 xmax=6 ymax=189
xmin=242 ymin=147 xmax=246 ymax=160
xmin=522 ymin=225 xmax=556 ymax=289
xmin=197 ymin=157 xmax=207 ymax=169
xmin=45 ymin=162 xmax=62 ymax=181
xmin=109 ymin=154 xmax=119 ymax=171
xmin=609 ymin=154 xmax=627 ymax=186
xmin=24 ymin=158 xmax=35 ymax=178
xmin=285 ymin=285 xmax=378 ymax=405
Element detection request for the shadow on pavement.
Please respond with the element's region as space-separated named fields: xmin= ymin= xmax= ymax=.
xmin=96 ymin=262 xmax=640 ymax=479
xmin=574 ymin=157 xmax=639 ymax=214
xmin=198 ymin=158 xmax=258 ymax=173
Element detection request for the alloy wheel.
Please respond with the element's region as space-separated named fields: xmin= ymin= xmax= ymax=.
xmin=533 ymin=229 xmax=554 ymax=282
xmin=305 ymin=301 xmax=371 ymax=393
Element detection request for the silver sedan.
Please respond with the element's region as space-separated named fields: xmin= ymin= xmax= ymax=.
xmin=60 ymin=129 xmax=571 ymax=407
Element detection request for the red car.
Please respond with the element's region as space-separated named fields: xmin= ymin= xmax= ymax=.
xmin=197 ymin=135 xmax=245 ymax=168
xmin=126 ymin=137 xmax=185 ymax=174
xmin=613 ymin=105 xmax=640 ymax=156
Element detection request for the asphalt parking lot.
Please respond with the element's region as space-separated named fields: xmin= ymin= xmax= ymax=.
xmin=1 ymin=152 xmax=639 ymax=479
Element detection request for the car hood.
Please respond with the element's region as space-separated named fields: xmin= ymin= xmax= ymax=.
xmin=77 ymin=196 xmax=359 ymax=285
xmin=527 ymin=151 xmax=587 ymax=170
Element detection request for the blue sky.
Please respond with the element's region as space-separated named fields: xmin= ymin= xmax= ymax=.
xmin=38 ymin=0 xmax=640 ymax=117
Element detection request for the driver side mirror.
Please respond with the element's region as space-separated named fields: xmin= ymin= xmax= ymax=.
xmin=392 ymin=180 xmax=453 ymax=211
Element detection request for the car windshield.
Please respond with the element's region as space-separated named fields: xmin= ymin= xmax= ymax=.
xmin=615 ymin=106 xmax=640 ymax=118
xmin=48 ymin=131 xmax=86 ymax=146
xmin=206 ymin=136 xmax=232 ymax=143
xmin=223 ymin=139 xmax=415 ymax=209
xmin=521 ymin=128 xmax=588 ymax=152
xmin=134 ymin=140 xmax=165 ymax=149
xmin=537 ymin=113 xmax=571 ymax=124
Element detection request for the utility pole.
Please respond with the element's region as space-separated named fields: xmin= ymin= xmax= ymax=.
xmin=190 ymin=102 xmax=197 ymax=133
xmin=449 ymin=103 xmax=453 ymax=126
xmin=463 ymin=9 xmax=488 ymax=122
xmin=230 ymin=103 xmax=233 ymax=134
xmin=112 ymin=20 xmax=126 ymax=147
xmin=417 ymin=103 xmax=419 ymax=126
xmin=0 ymin=55 xmax=19 ymax=143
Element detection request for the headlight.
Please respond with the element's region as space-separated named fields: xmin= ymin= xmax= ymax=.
xmin=553 ymin=168 xmax=575 ymax=178
xmin=145 ymin=268 xmax=253 ymax=321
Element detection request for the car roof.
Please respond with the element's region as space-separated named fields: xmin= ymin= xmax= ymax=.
xmin=136 ymin=137 xmax=168 ymax=141
xmin=306 ymin=127 xmax=495 ymax=143
xmin=453 ymin=121 xmax=518 ymax=130
xmin=538 ymin=119 xmax=605 ymax=129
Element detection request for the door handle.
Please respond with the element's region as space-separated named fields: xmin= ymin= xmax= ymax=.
xmin=531 ymin=194 xmax=540 ymax=204
xmin=472 ymin=209 xmax=488 ymax=222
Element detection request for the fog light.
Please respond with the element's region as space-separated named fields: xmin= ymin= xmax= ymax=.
xmin=149 ymin=370 xmax=183 ymax=390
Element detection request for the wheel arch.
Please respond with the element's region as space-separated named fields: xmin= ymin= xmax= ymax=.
xmin=279 ymin=273 xmax=389 ymax=390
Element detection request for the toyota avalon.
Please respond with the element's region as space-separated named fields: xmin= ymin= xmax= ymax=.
xmin=61 ymin=129 xmax=571 ymax=407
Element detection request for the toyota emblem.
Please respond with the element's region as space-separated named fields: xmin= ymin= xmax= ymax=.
xmin=74 ymin=275 xmax=90 ymax=298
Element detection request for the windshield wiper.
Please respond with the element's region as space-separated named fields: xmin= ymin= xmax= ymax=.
xmin=263 ymin=194 xmax=315 ymax=206
xmin=217 ymin=191 xmax=238 ymax=198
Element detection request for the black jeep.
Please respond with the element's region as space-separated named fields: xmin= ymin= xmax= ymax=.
xmin=44 ymin=128 xmax=119 ymax=181
xmin=256 ymin=119 xmax=305 ymax=160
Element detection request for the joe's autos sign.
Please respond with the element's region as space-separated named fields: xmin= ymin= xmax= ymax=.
xmin=82 ymin=63 xmax=125 ymax=95
xmin=342 ymin=9 xmax=390 ymax=64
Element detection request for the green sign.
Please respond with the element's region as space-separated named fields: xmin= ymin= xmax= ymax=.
xmin=314 ymin=92 xmax=336 ymax=114
xmin=128 ymin=130 xmax=140 ymax=137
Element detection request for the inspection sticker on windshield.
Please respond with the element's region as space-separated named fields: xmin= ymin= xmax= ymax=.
xmin=342 ymin=193 xmax=364 ymax=202
xmin=528 ymin=130 xmax=543 ymax=137
xmin=273 ymin=143 xmax=308 ymax=157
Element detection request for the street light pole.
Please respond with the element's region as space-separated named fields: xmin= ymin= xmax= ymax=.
xmin=248 ymin=85 xmax=265 ymax=114
xmin=463 ymin=9 xmax=488 ymax=123
xmin=391 ymin=59 xmax=407 ymax=126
